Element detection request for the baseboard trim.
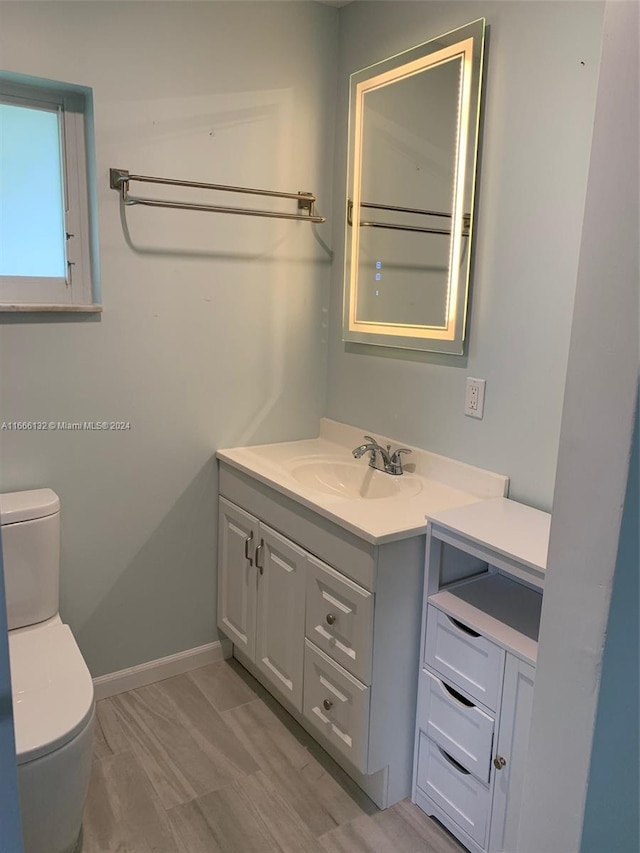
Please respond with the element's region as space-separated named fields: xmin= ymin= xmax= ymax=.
xmin=93 ymin=638 xmax=233 ymax=700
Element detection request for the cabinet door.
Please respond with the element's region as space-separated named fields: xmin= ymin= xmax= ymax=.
xmin=488 ymin=655 xmax=536 ymax=853
xmin=255 ymin=524 xmax=306 ymax=711
xmin=217 ymin=498 xmax=257 ymax=659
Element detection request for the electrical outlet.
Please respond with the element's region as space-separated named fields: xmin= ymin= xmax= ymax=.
xmin=465 ymin=377 xmax=486 ymax=419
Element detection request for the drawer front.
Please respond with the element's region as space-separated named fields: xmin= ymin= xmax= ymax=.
xmin=415 ymin=731 xmax=490 ymax=847
xmin=306 ymin=555 xmax=373 ymax=684
xmin=303 ymin=640 xmax=370 ymax=773
xmin=418 ymin=669 xmax=494 ymax=783
xmin=425 ymin=605 xmax=504 ymax=711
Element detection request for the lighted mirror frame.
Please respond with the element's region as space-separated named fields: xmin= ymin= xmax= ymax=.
xmin=343 ymin=19 xmax=485 ymax=354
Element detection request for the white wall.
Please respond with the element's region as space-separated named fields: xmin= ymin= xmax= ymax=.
xmin=517 ymin=0 xmax=639 ymax=847
xmin=0 ymin=1 xmax=338 ymax=677
xmin=327 ymin=1 xmax=605 ymax=510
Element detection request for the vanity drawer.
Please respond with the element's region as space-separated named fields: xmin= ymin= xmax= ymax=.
xmin=415 ymin=731 xmax=490 ymax=848
xmin=306 ymin=555 xmax=373 ymax=684
xmin=425 ymin=605 xmax=504 ymax=711
xmin=418 ymin=668 xmax=494 ymax=783
xmin=303 ymin=639 xmax=370 ymax=773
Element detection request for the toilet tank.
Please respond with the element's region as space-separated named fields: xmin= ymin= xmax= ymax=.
xmin=0 ymin=489 xmax=61 ymax=631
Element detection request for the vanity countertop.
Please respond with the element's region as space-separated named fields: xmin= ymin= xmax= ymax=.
xmin=427 ymin=497 xmax=551 ymax=579
xmin=217 ymin=419 xmax=509 ymax=545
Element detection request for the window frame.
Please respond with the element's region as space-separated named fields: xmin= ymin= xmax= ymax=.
xmin=0 ymin=74 xmax=100 ymax=311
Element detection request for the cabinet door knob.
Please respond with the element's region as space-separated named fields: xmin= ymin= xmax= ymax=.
xmin=326 ymin=613 xmax=336 ymax=625
xmin=493 ymin=755 xmax=507 ymax=770
xmin=323 ymin=699 xmax=333 ymax=711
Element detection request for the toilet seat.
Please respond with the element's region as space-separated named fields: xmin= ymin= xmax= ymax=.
xmin=9 ymin=623 xmax=95 ymax=765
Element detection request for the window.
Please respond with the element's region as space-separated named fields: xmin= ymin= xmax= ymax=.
xmin=0 ymin=74 xmax=100 ymax=310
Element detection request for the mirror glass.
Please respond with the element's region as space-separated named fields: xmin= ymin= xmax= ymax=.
xmin=343 ymin=19 xmax=485 ymax=354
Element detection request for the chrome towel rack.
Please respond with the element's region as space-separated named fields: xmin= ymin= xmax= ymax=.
xmin=110 ymin=169 xmax=326 ymax=223
xmin=347 ymin=199 xmax=469 ymax=236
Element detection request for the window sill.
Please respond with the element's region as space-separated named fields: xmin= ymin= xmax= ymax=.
xmin=0 ymin=303 xmax=103 ymax=313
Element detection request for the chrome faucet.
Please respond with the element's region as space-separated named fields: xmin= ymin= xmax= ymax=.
xmin=352 ymin=436 xmax=391 ymax=469
xmin=352 ymin=435 xmax=412 ymax=475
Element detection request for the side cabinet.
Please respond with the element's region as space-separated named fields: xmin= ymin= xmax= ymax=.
xmin=413 ymin=501 xmax=549 ymax=853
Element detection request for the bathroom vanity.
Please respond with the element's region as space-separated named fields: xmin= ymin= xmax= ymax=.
xmin=413 ymin=498 xmax=550 ymax=852
xmin=216 ymin=419 xmax=508 ymax=809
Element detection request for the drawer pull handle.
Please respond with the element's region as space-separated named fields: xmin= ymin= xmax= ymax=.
xmin=493 ymin=755 xmax=507 ymax=770
xmin=244 ymin=532 xmax=254 ymax=566
xmin=442 ymin=681 xmax=474 ymax=708
xmin=323 ymin=699 xmax=333 ymax=711
xmin=438 ymin=746 xmax=470 ymax=775
xmin=448 ymin=616 xmax=481 ymax=638
xmin=326 ymin=613 xmax=336 ymax=625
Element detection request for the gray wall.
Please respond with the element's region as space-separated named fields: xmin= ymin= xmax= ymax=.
xmin=327 ymin=1 xmax=605 ymax=510
xmin=0 ymin=1 xmax=338 ymax=677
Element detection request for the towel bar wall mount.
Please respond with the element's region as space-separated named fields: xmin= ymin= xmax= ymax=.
xmin=110 ymin=169 xmax=326 ymax=223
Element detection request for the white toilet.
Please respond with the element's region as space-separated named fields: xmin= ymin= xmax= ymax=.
xmin=1 ymin=489 xmax=95 ymax=853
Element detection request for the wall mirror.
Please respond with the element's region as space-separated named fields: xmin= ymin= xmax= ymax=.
xmin=343 ymin=19 xmax=485 ymax=354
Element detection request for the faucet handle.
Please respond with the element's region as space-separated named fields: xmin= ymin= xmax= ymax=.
xmin=389 ymin=447 xmax=412 ymax=474
xmin=391 ymin=447 xmax=411 ymax=461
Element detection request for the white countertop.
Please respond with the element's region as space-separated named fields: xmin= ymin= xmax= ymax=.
xmin=428 ymin=497 xmax=551 ymax=574
xmin=217 ymin=419 xmax=509 ymax=544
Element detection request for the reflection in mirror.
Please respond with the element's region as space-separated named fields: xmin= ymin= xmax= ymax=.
xmin=343 ymin=19 xmax=485 ymax=354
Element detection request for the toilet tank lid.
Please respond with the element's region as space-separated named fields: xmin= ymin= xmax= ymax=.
xmin=0 ymin=489 xmax=60 ymax=525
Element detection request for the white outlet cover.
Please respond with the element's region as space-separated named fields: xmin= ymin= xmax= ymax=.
xmin=465 ymin=377 xmax=486 ymax=419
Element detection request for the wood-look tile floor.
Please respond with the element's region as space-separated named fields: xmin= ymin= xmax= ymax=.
xmin=83 ymin=658 xmax=465 ymax=853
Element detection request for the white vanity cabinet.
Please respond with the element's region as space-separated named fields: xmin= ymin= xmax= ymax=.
xmin=413 ymin=498 xmax=550 ymax=853
xmin=217 ymin=462 xmax=428 ymax=809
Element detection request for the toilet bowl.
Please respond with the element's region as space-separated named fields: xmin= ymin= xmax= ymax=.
xmin=1 ymin=489 xmax=95 ymax=853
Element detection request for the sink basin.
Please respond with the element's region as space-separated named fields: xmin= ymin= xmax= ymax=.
xmin=288 ymin=456 xmax=423 ymax=500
